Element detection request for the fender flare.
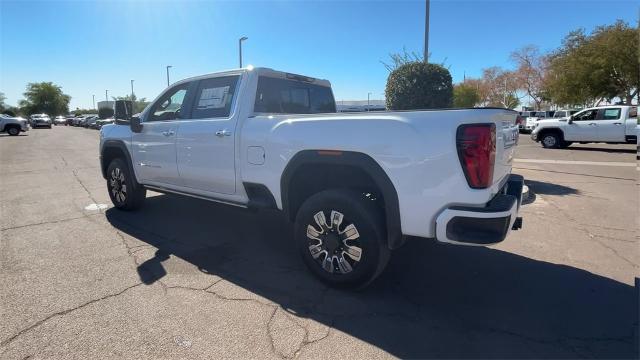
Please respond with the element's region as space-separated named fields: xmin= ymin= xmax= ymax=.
xmin=100 ymin=140 xmax=139 ymax=185
xmin=281 ymin=150 xmax=404 ymax=249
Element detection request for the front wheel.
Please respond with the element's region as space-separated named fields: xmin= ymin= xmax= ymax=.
xmin=541 ymin=133 xmax=561 ymax=149
xmin=7 ymin=126 xmax=20 ymax=136
xmin=294 ymin=189 xmax=390 ymax=289
xmin=106 ymin=158 xmax=146 ymax=210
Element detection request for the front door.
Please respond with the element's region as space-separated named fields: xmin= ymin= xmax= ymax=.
xmin=132 ymin=83 xmax=192 ymax=186
xmin=594 ymin=107 xmax=625 ymax=142
xmin=176 ymin=75 xmax=240 ymax=194
xmin=564 ymin=108 xmax=598 ymax=141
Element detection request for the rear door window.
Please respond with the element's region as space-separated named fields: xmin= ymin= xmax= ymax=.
xmin=597 ymin=108 xmax=621 ymax=120
xmin=191 ymin=76 xmax=240 ymax=119
xmin=254 ymin=76 xmax=336 ymax=114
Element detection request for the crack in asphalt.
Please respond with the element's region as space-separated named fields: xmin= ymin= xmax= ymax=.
xmin=486 ymin=326 xmax=635 ymax=358
xmin=0 ymin=214 xmax=101 ymax=232
xmin=540 ymin=195 xmax=638 ymax=267
xmin=0 ymin=282 xmax=143 ymax=348
xmin=515 ymin=166 xmax=635 ymax=181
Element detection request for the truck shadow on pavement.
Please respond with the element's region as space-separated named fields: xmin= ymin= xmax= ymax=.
xmin=568 ymin=146 xmax=637 ymax=154
xmin=525 ymin=180 xmax=579 ymax=196
xmin=105 ymin=194 xmax=637 ymax=359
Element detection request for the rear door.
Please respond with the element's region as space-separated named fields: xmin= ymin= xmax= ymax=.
xmin=176 ymin=75 xmax=241 ymax=194
xmin=132 ymin=82 xmax=193 ymax=186
xmin=594 ymin=107 xmax=625 ymax=142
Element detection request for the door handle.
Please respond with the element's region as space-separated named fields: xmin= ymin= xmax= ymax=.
xmin=162 ymin=130 xmax=175 ymax=136
xmin=613 ymin=122 xmax=622 ymax=125
xmin=215 ymin=129 xmax=232 ymax=137
xmin=588 ymin=123 xmax=597 ymax=126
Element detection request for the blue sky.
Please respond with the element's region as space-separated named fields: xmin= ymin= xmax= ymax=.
xmin=0 ymin=0 xmax=637 ymax=110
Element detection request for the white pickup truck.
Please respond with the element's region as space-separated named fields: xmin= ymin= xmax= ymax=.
xmin=531 ymin=105 xmax=638 ymax=148
xmin=100 ymin=67 xmax=523 ymax=288
xmin=0 ymin=114 xmax=29 ymax=136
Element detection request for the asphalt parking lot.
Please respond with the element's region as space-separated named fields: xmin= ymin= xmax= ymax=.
xmin=1 ymin=126 xmax=638 ymax=359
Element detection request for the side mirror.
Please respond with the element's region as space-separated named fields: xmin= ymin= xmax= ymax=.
xmin=131 ymin=115 xmax=143 ymax=133
xmin=568 ymin=116 xmax=574 ymax=124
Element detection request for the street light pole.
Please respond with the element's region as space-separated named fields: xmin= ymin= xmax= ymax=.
xmin=130 ymin=80 xmax=135 ymax=100
xmin=166 ymin=65 xmax=172 ymax=87
xmin=367 ymin=92 xmax=372 ymax=107
xmin=92 ymin=95 xmax=95 ymax=110
xmin=105 ymin=90 xmax=109 ymax=102
xmin=239 ymin=36 xmax=248 ymax=68
xmin=424 ymin=0 xmax=430 ymax=63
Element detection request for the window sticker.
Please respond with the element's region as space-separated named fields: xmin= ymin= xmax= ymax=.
xmin=198 ymin=86 xmax=230 ymax=109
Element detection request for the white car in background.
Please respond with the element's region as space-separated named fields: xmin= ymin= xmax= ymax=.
xmin=53 ymin=115 xmax=67 ymax=125
xmin=30 ymin=114 xmax=52 ymax=128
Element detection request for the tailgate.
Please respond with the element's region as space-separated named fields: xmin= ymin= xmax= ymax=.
xmin=493 ymin=114 xmax=519 ymax=188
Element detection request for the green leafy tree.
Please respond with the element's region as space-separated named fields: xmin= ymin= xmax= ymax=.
xmin=0 ymin=92 xmax=6 ymax=113
xmin=385 ymin=62 xmax=453 ymax=110
xmin=453 ymin=83 xmax=480 ymax=107
xmin=546 ymin=20 xmax=639 ymax=106
xmin=18 ymin=82 xmax=71 ymax=116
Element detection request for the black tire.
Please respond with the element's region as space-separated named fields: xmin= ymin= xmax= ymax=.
xmin=6 ymin=126 xmax=20 ymax=136
xmin=106 ymin=158 xmax=146 ymax=210
xmin=540 ymin=132 xmax=561 ymax=149
xmin=560 ymin=141 xmax=573 ymax=149
xmin=294 ymin=189 xmax=390 ymax=289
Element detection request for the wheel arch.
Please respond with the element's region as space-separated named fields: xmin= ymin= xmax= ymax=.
xmin=101 ymin=140 xmax=138 ymax=184
xmin=538 ymin=127 xmax=565 ymax=141
xmin=281 ymin=150 xmax=403 ymax=249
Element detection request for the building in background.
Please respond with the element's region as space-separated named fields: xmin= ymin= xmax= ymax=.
xmin=336 ymin=100 xmax=386 ymax=112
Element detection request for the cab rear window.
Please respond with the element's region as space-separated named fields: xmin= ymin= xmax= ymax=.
xmin=254 ymin=77 xmax=336 ymax=114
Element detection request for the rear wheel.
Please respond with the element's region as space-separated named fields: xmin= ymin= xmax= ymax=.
xmin=106 ymin=158 xmax=146 ymax=210
xmin=295 ymin=189 xmax=390 ymax=289
xmin=541 ymin=132 xmax=561 ymax=149
xmin=7 ymin=126 xmax=20 ymax=136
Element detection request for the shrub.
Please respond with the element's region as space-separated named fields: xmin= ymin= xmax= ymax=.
xmin=385 ymin=62 xmax=453 ymax=110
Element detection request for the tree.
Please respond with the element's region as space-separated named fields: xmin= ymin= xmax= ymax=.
xmin=0 ymin=92 xmax=6 ymax=113
xmin=511 ymin=45 xmax=549 ymax=110
xmin=546 ymin=21 xmax=639 ymax=106
xmin=385 ymin=62 xmax=453 ymax=110
xmin=475 ymin=67 xmax=522 ymax=108
xmin=18 ymin=82 xmax=71 ymax=116
xmin=381 ymin=47 xmax=425 ymax=72
xmin=453 ymin=83 xmax=480 ymax=107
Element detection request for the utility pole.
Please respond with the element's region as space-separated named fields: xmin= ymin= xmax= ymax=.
xmin=166 ymin=65 xmax=172 ymax=87
xmin=367 ymin=92 xmax=372 ymax=108
xmin=130 ymin=80 xmax=135 ymax=100
xmin=239 ymin=36 xmax=248 ymax=68
xmin=92 ymin=95 xmax=95 ymax=110
xmin=424 ymin=0 xmax=430 ymax=63
xmin=105 ymin=90 xmax=109 ymax=102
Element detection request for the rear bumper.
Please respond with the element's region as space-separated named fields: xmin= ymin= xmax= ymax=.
xmin=435 ymin=174 xmax=524 ymax=245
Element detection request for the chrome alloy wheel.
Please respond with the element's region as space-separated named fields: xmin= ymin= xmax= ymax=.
xmin=109 ymin=167 xmax=127 ymax=203
xmin=306 ymin=210 xmax=363 ymax=274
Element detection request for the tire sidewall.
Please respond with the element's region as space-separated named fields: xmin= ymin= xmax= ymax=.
xmin=294 ymin=189 xmax=385 ymax=288
xmin=541 ymin=133 xmax=560 ymax=148
xmin=106 ymin=158 xmax=137 ymax=209
xmin=7 ymin=127 xmax=19 ymax=136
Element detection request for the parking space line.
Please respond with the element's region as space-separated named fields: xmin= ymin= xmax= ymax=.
xmin=514 ymin=159 xmax=636 ymax=167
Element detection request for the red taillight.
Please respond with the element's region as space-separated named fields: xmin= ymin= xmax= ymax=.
xmin=456 ymin=124 xmax=496 ymax=189
xmin=515 ymin=115 xmax=524 ymax=126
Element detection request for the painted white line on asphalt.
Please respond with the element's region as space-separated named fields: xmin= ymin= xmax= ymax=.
xmin=514 ymin=159 xmax=636 ymax=167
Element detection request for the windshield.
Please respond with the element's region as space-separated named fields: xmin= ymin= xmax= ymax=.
xmin=554 ymin=111 xmax=567 ymax=117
